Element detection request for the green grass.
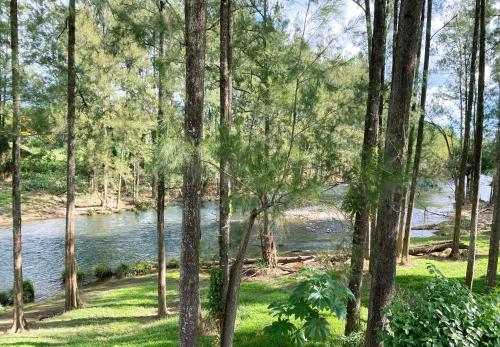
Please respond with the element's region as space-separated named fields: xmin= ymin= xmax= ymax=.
xmin=0 ymin=235 xmax=497 ymax=347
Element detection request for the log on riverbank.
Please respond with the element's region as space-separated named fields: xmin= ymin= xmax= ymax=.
xmin=198 ymin=255 xmax=316 ymax=269
xmin=409 ymin=241 xmax=467 ymax=256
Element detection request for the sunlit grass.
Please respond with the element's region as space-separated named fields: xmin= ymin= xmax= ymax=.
xmin=0 ymin=235 xmax=496 ymax=346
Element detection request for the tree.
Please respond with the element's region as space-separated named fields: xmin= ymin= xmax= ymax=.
xmin=9 ymin=0 xmax=27 ymax=333
xmin=64 ymin=0 xmax=81 ymax=312
xmin=219 ymin=0 xmax=232 ymax=312
xmin=487 ymin=127 xmax=500 ymax=292
xmin=365 ymin=0 xmax=424 ymax=345
xmin=156 ymin=0 xmax=168 ymax=318
xmin=345 ymin=0 xmax=387 ymax=336
xmin=465 ymin=0 xmax=486 ymax=289
xmin=179 ymin=0 xmax=206 ymax=344
xmin=451 ymin=0 xmax=481 ymax=259
xmin=401 ymin=0 xmax=433 ymax=264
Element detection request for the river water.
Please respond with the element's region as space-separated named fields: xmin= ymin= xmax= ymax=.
xmin=0 ymin=178 xmax=492 ymax=300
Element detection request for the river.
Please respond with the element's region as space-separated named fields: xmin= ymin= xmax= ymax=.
xmin=0 ymin=177 xmax=492 ymax=300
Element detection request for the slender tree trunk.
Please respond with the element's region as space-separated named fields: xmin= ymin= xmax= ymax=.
xmin=9 ymin=0 xmax=27 ymax=333
xmin=397 ymin=125 xmax=415 ymax=257
xmin=260 ymin=208 xmax=277 ymax=268
xmin=221 ymin=209 xmax=261 ymax=347
xmin=116 ymin=174 xmax=122 ymax=208
xmin=219 ymin=0 xmax=232 ymax=309
xmin=486 ymin=129 xmax=500 ymax=292
xmin=64 ymin=0 xmax=81 ymax=312
xmin=364 ymin=0 xmax=372 ymax=61
xmin=102 ymin=127 xmax=109 ymax=209
xmin=179 ymin=0 xmax=206 ymax=344
xmin=345 ymin=0 xmax=387 ymax=335
xmin=365 ymin=1 xmax=424 ymax=345
xmin=156 ymin=0 xmax=168 ymax=318
xmin=451 ymin=0 xmax=480 ymax=259
xmin=402 ymin=0 xmax=433 ymax=264
xmin=465 ymin=0 xmax=486 ymax=289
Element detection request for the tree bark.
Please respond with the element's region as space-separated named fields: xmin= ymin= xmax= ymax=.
xmin=365 ymin=1 xmax=424 ymax=345
xmin=260 ymin=209 xmax=277 ymax=268
xmin=156 ymin=0 xmax=168 ymax=318
xmin=219 ymin=0 xmax=233 ymax=310
xmin=402 ymin=0 xmax=433 ymax=264
xmin=465 ymin=0 xmax=485 ymax=290
xmin=64 ymin=0 xmax=81 ymax=312
xmin=179 ymin=0 xmax=206 ymax=344
xmin=364 ymin=0 xmax=372 ymax=61
xmin=221 ymin=209 xmax=261 ymax=347
xmin=486 ymin=129 xmax=500 ymax=292
xmin=451 ymin=0 xmax=480 ymax=259
xmin=345 ymin=0 xmax=387 ymax=336
xmin=397 ymin=125 xmax=415 ymax=257
xmin=9 ymin=0 xmax=27 ymax=333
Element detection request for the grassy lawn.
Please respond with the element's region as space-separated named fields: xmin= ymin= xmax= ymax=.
xmin=0 ymin=235 xmax=496 ymax=347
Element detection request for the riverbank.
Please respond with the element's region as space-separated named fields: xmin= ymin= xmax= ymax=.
xmin=0 ymin=234 xmax=496 ymax=346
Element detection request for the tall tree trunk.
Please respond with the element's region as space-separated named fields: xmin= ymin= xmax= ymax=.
xmin=116 ymin=174 xmax=122 ymax=208
xmin=9 ymin=0 xmax=27 ymax=333
xmin=402 ymin=0 xmax=433 ymax=264
xmin=345 ymin=0 xmax=387 ymax=335
xmin=64 ymin=0 xmax=81 ymax=312
xmin=156 ymin=0 xmax=168 ymax=318
xmin=364 ymin=0 xmax=372 ymax=61
xmin=179 ymin=0 xmax=206 ymax=344
xmin=451 ymin=0 xmax=480 ymax=259
xmin=102 ymin=126 xmax=109 ymax=209
xmin=465 ymin=0 xmax=486 ymax=289
xmin=486 ymin=128 xmax=500 ymax=292
xmin=219 ymin=0 xmax=232 ymax=309
xmin=365 ymin=1 xmax=424 ymax=345
xmin=221 ymin=208 xmax=261 ymax=347
xmin=397 ymin=125 xmax=415 ymax=257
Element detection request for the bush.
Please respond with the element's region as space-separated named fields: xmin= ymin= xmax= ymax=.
xmin=94 ymin=264 xmax=113 ymax=280
xmin=0 ymin=280 xmax=35 ymax=306
xmin=0 ymin=291 xmax=9 ymax=306
xmin=132 ymin=261 xmax=155 ymax=275
xmin=264 ymin=268 xmax=353 ymax=346
xmin=61 ymin=269 xmax=86 ymax=283
xmin=206 ymin=267 xmax=223 ymax=316
xmin=381 ymin=264 xmax=500 ymax=347
xmin=115 ymin=263 xmax=131 ymax=279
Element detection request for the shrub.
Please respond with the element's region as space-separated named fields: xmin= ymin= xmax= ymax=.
xmin=132 ymin=261 xmax=155 ymax=275
xmin=381 ymin=264 xmax=500 ymax=347
xmin=61 ymin=269 xmax=86 ymax=283
xmin=264 ymin=268 xmax=353 ymax=346
xmin=206 ymin=267 xmax=223 ymax=316
xmin=94 ymin=264 xmax=113 ymax=280
xmin=0 ymin=280 xmax=35 ymax=306
xmin=115 ymin=263 xmax=131 ymax=279
xmin=0 ymin=291 xmax=9 ymax=306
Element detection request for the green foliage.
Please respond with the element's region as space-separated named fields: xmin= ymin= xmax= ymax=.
xmin=115 ymin=263 xmax=131 ymax=279
xmin=206 ymin=267 xmax=223 ymax=317
xmin=94 ymin=264 xmax=113 ymax=280
xmin=61 ymin=269 xmax=86 ymax=283
xmin=264 ymin=268 xmax=353 ymax=346
xmin=382 ymin=264 xmax=500 ymax=346
xmin=0 ymin=280 xmax=35 ymax=306
xmin=132 ymin=261 xmax=156 ymax=275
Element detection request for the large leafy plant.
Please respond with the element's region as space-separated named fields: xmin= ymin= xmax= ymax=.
xmin=382 ymin=264 xmax=500 ymax=347
xmin=264 ymin=269 xmax=353 ymax=346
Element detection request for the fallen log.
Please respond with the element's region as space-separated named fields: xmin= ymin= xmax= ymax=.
xmin=409 ymin=241 xmax=467 ymax=256
xmin=200 ymin=255 xmax=316 ymax=268
xmin=411 ymin=223 xmax=439 ymax=230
